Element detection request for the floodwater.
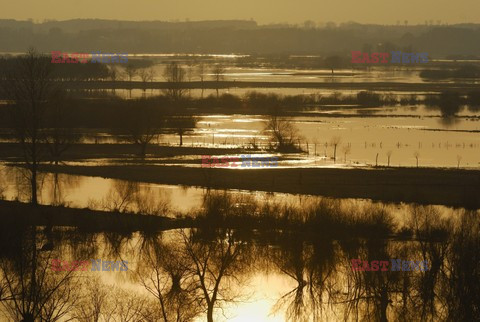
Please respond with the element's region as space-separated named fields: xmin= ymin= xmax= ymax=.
xmin=0 ymin=194 xmax=478 ymax=321
xmin=183 ymin=112 xmax=480 ymax=168
xmin=1 ymin=161 xmax=478 ymax=321
xmin=112 ymin=64 xmax=436 ymax=84
xmin=109 ymin=62 xmax=476 ymax=99
xmin=21 ymin=106 xmax=475 ymax=169
xmin=1 ymin=61 xmax=479 ymax=321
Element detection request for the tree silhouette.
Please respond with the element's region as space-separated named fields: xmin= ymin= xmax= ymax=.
xmin=330 ymin=136 xmax=342 ymax=163
xmin=387 ymin=151 xmax=393 ymax=167
xmin=1 ymin=48 xmax=59 ymax=205
xmin=414 ymin=151 xmax=420 ymax=168
xmin=163 ymin=61 xmax=188 ymax=101
xmin=211 ymin=63 xmax=226 ymax=98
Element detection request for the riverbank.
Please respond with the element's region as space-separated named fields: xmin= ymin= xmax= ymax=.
xmin=53 ymin=80 xmax=480 ymax=93
xmin=0 ymin=200 xmax=190 ymax=231
xmin=37 ymin=164 xmax=480 ymax=209
xmin=0 ymin=143 xmax=253 ymax=161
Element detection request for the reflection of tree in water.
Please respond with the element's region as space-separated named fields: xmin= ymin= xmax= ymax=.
xmin=272 ymin=236 xmax=334 ymax=321
xmin=340 ymin=239 xmax=402 ymax=322
xmin=259 ymin=206 xmax=479 ymax=321
xmin=443 ymin=210 xmax=480 ymax=321
xmin=135 ymin=228 xmax=248 ymax=322
xmin=333 ymin=206 xmax=479 ymax=322
xmin=91 ymin=180 xmax=171 ymax=215
xmin=47 ymin=173 xmax=84 ymax=207
xmin=73 ymin=276 xmax=152 ymax=322
xmin=184 ymin=228 xmax=247 ymax=322
xmin=0 ymin=167 xmax=6 ymax=200
xmin=1 ymin=204 xmax=478 ymax=321
xmin=0 ymin=226 xmax=82 ymax=321
xmin=135 ymin=231 xmax=200 ymax=321
xmin=61 ymin=230 xmax=99 ymax=261
xmin=1 ymin=167 xmax=84 ymax=207
xmin=437 ymin=91 xmax=463 ymax=128
xmin=438 ymin=115 xmax=461 ymax=128
xmin=3 ymin=166 xmax=44 ymax=203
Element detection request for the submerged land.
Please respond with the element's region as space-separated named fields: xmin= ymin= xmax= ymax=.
xmin=36 ymin=164 xmax=480 ymax=209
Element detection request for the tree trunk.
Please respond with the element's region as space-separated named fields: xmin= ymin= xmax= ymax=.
xmin=31 ymin=169 xmax=38 ymax=205
xmin=21 ymin=313 xmax=34 ymax=322
xmin=207 ymin=303 xmax=214 ymax=322
xmin=140 ymin=143 xmax=147 ymax=158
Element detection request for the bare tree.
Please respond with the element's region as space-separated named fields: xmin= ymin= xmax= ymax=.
xmin=1 ymin=48 xmax=58 ymax=205
xmin=72 ymin=278 xmax=109 ymax=322
xmin=387 ymin=150 xmax=393 ymax=167
xmin=118 ymin=106 xmax=164 ymax=157
xmin=163 ymin=61 xmax=188 ymax=101
xmin=211 ymin=63 xmax=226 ymax=98
xmin=135 ymin=234 xmax=200 ymax=322
xmin=456 ymin=155 xmax=462 ymax=169
xmin=0 ymin=227 xmax=81 ymax=321
xmin=330 ymin=136 xmax=342 ymax=163
xmin=414 ymin=151 xmax=420 ymax=168
xmin=108 ymin=65 xmax=121 ymax=94
xmin=44 ymin=91 xmax=80 ymax=165
xmin=114 ymin=288 xmax=149 ymax=321
xmin=341 ymin=145 xmax=351 ymax=163
xmin=196 ymin=63 xmax=207 ymax=98
xmin=0 ymin=179 xmax=5 ymax=200
xmin=124 ymin=63 xmax=138 ymax=81
xmin=264 ymin=114 xmax=301 ymax=152
xmin=166 ymin=116 xmax=198 ymax=146
xmin=73 ymin=278 xmax=151 ymax=322
xmin=100 ymin=180 xmax=140 ymax=213
xmin=139 ymin=67 xmax=155 ymax=93
xmin=182 ymin=229 xmax=245 ymax=322
xmin=324 ymin=55 xmax=342 ymax=75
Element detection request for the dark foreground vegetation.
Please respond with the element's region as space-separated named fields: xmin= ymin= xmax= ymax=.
xmin=0 ymin=200 xmax=187 ymax=232
xmin=0 ymin=192 xmax=479 ymax=321
xmin=0 ymin=190 xmax=473 ymax=241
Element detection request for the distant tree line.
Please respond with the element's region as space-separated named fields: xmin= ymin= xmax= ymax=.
xmin=3 ymin=19 xmax=480 ymax=57
xmin=1 ymin=90 xmax=479 ymax=132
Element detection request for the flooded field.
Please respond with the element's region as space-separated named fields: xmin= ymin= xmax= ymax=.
xmin=0 ymin=194 xmax=478 ymax=321
xmin=189 ymin=112 xmax=480 ymax=168
xmin=1 ymin=49 xmax=480 ymax=321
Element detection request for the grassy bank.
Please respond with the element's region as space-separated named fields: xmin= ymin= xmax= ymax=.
xmin=0 ymin=200 xmax=191 ymax=232
xmin=0 ymin=143 xmax=251 ymax=161
xmin=37 ymin=164 xmax=480 ymax=209
xmin=55 ymin=80 xmax=480 ymax=94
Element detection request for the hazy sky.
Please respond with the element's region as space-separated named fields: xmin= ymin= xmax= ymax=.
xmin=0 ymin=0 xmax=478 ymax=25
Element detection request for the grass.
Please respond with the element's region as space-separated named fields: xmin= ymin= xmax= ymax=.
xmin=32 ymin=164 xmax=480 ymax=209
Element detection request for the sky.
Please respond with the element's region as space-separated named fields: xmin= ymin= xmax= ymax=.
xmin=0 ymin=0 xmax=478 ymax=25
